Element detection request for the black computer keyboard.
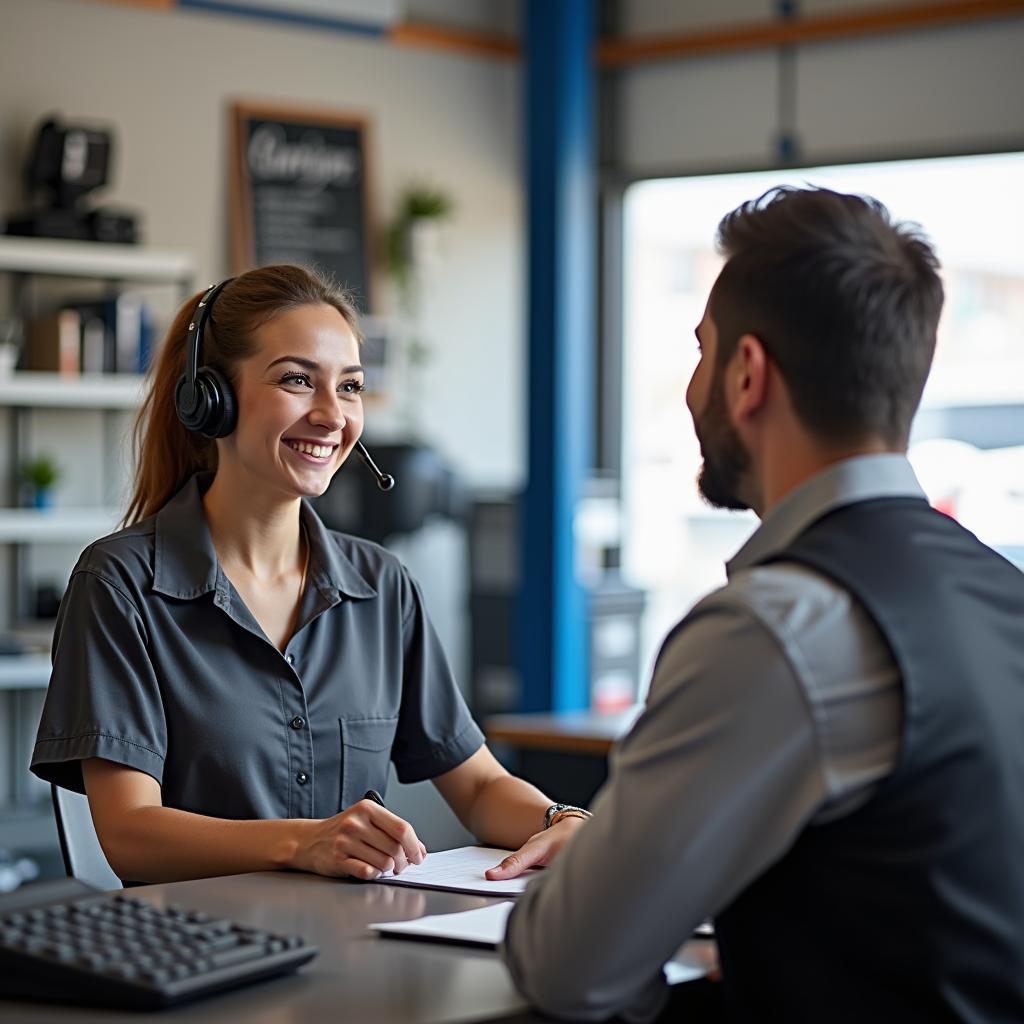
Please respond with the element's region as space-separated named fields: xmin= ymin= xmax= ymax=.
xmin=0 ymin=877 xmax=317 ymax=1009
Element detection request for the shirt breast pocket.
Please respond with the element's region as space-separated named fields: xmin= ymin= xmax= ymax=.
xmin=339 ymin=716 xmax=398 ymax=810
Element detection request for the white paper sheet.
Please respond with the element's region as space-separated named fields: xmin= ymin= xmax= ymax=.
xmin=374 ymin=846 xmax=542 ymax=897
xmin=370 ymin=901 xmax=514 ymax=947
xmin=370 ymin=902 xmax=711 ymax=986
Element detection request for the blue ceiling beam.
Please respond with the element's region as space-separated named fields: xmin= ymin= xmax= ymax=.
xmin=177 ymin=1 xmax=388 ymax=38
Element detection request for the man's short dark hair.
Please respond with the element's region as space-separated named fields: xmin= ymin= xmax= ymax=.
xmin=710 ymin=186 xmax=944 ymax=446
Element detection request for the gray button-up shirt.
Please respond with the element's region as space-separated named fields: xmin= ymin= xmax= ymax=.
xmin=503 ymin=454 xmax=922 ymax=1022
xmin=31 ymin=474 xmax=484 ymax=820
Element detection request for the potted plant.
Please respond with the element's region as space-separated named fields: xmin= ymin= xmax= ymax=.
xmin=385 ymin=183 xmax=454 ymax=435
xmin=386 ymin=183 xmax=454 ymax=301
xmin=19 ymin=454 xmax=61 ymax=509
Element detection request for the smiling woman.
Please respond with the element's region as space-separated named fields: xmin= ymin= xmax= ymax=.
xmin=29 ymin=265 xmax=589 ymax=889
xmin=125 ymin=266 xmax=364 ymax=522
xmin=206 ymin=301 xmax=365 ymax=515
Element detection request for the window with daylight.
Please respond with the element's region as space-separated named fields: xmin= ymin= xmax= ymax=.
xmin=621 ymin=151 xmax=1024 ymax=688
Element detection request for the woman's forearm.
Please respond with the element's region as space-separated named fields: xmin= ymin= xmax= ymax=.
xmin=83 ymin=758 xmax=427 ymax=883
xmin=99 ymin=804 xmax=314 ymax=883
xmin=465 ymin=774 xmax=553 ymax=849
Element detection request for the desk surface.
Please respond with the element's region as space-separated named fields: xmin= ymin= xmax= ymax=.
xmin=1 ymin=872 xmax=540 ymax=1023
xmin=485 ymin=707 xmax=641 ymax=754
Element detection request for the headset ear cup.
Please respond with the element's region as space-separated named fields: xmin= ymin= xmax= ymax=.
xmin=174 ymin=374 xmax=203 ymax=432
xmin=199 ymin=366 xmax=237 ymax=438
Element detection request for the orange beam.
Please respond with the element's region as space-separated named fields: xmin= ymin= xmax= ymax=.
xmin=79 ymin=0 xmax=1024 ymax=64
xmin=597 ymin=0 xmax=1024 ymax=66
xmin=389 ymin=21 xmax=519 ymax=60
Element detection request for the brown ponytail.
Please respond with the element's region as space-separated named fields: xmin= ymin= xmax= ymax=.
xmin=124 ymin=264 xmax=361 ymax=525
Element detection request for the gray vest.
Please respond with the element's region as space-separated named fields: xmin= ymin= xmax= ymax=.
xmin=715 ymin=498 xmax=1024 ymax=1023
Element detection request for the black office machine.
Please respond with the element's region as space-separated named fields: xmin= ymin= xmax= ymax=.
xmin=4 ymin=116 xmax=140 ymax=243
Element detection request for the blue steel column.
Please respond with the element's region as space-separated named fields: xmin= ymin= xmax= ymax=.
xmin=519 ymin=0 xmax=595 ymax=713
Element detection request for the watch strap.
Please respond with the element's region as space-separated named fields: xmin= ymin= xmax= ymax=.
xmin=543 ymin=802 xmax=592 ymax=829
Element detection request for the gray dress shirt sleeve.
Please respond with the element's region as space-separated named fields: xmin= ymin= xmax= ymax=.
xmin=503 ymin=457 xmax=910 ymax=1020
xmin=33 ymin=569 xmax=167 ymax=793
xmin=502 ymin=561 xmax=900 ymax=1022
xmin=391 ymin=572 xmax=485 ymax=783
xmin=502 ymin=597 xmax=825 ymax=1021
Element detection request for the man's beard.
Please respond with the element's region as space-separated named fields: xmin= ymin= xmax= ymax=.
xmin=694 ymin=371 xmax=752 ymax=512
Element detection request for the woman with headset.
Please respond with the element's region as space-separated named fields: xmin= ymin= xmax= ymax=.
xmin=31 ymin=265 xmax=590 ymax=883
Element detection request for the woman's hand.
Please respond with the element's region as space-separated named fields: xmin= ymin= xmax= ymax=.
xmin=484 ymin=815 xmax=588 ymax=880
xmin=291 ymin=798 xmax=427 ymax=880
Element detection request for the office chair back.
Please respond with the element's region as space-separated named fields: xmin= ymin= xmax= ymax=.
xmin=51 ymin=784 xmax=122 ymax=891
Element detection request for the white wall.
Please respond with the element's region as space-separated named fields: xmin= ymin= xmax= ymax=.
xmin=407 ymin=0 xmax=519 ymax=33
xmin=0 ymin=0 xmax=525 ymax=490
xmin=0 ymin=0 xmax=525 ymax=850
xmin=613 ymin=1 xmax=1024 ymax=176
xmin=7 ymin=1 xmax=1020 ymax=493
xmin=3 ymin=0 xmax=1023 ymax=848
xmin=611 ymin=0 xmax=1024 ymax=693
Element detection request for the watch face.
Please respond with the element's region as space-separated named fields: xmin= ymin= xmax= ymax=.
xmin=545 ymin=803 xmax=571 ymax=828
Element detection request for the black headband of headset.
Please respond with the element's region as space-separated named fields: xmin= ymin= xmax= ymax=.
xmin=183 ymin=278 xmax=234 ymax=385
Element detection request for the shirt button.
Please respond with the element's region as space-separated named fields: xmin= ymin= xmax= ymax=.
xmin=286 ymin=653 xmax=295 ymax=665
xmin=296 ymin=771 xmax=308 ymax=785
xmin=290 ymin=716 xmax=305 ymax=730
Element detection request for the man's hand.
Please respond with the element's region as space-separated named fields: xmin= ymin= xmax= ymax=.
xmin=485 ymin=815 xmax=588 ymax=880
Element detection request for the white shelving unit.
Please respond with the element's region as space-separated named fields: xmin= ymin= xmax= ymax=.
xmin=0 ymin=507 xmax=123 ymax=544
xmin=0 ymin=237 xmax=194 ymax=852
xmin=0 ymin=654 xmax=51 ymax=691
xmin=0 ymin=236 xmax=193 ymax=284
xmin=0 ymin=238 xmax=192 ymax=654
xmin=0 ymin=371 xmax=144 ymax=410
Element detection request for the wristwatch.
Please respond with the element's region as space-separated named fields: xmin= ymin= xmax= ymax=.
xmin=543 ymin=802 xmax=592 ymax=829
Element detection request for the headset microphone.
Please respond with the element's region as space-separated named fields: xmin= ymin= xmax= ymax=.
xmin=354 ymin=441 xmax=395 ymax=491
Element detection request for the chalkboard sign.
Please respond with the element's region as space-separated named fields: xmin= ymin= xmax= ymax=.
xmin=231 ymin=102 xmax=374 ymax=311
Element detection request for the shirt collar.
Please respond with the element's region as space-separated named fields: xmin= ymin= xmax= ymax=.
xmin=726 ymin=453 xmax=927 ymax=577
xmin=300 ymin=498 xmax=377 ymax=600
xmin=153 ymin=473 xmax=377 ymax=601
